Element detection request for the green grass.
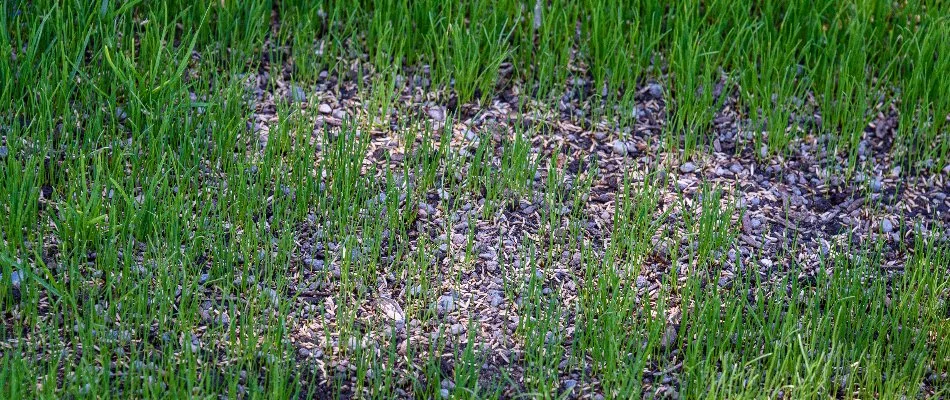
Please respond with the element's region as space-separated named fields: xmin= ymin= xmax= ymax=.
xmin=2 ymin=0 xmax=949 ymax=398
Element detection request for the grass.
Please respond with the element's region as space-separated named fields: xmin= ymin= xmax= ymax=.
xmin=2 ymin=0 xmax=949 ymax=398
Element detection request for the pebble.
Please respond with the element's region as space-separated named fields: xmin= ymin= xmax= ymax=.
xmin=450 ymin=324 xmax=465 ymax=335
xmin=680 ymin=162 xmax=697 ymax=173
xmin=464 ymin=130 xmax=478 ymax=142
xmin=4 ymin=270 xmax=23 ymax=288
xmin=871 ymin=178 xmax=882 ymax=192
xmin=427 ymin=107 xmax=445 ymax=122
xmin=490 ymin=293 xmax=504 ymax=307
xmin=298 ymin=347 xmax=311 ymax=357
xmin=881 ymin=218 xmax=894 ymax=233
xmin=729 ymin=164 xmax=744 ymax=174
xmin=660 ymin=325 xmax=678 ymax=349
xmin=612 ymin=140 xmax=627 ymax=156
xmin=436 ymin=295 xmax=455 ymax=315
xmin=440 ymin=389 xmax=450 ymax=398
xmin=759 ymin=258 xmax=774 ymax=268
xmin=625 ymin=141 xmax=638 ymax=154
xmin=288 ymin=85 xmax=306 ymax=103
xmin=0 ymin=146 xmax=7 ymax=158
xmin=636 ymin=276 xmax=649 ymax=288
xmin=647 ymin=83 xmax=663 ymax=99
xmin=563 ymin=379 xmax=577 ymax=391
xmin=318 ymin=104 xmax=332 ymax=114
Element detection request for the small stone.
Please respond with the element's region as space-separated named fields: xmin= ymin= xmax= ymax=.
xmin=759 ymin=258 xmax=773 ymax=268
xmin=679 ymin=162 xmax=697 ymax=173
xmin=331 ymin=109 xmax=346 ymax=120
xmin=871 ymin=178 xmax=882 ymax=192
xmin=464 ymin=130 xmax=478 ymax=141
xmin=427 ymin=107 xmax=445 ymax=122
xmin=881 ymin=218 xmax=894 ymax=233
xmin=660 ymin=325 xmax=678 ymax=349
xmin=288 ymin=85 xmax=306 ymax=103
xmin=318 ymin=104 xmax=332 ymax=114
xmin=647 ymin=83 xmax=663 ymax=99
xmin=490 ymin=294 xmax=504 ymax=307
xmin=625 ymin=141 xmax=639 ymax=154
xmin=729 ymin=163 xmax=743 ymax=174
xmin=4 ymin=270 xmax=22 ymax=288
xmin=298 ymin=347 xmax=311 ymax=357
xmin=450 ymin=324 xmax=465 ymax=335
xmin=636 ymin=276 xmax=649 ymax=288
xmin=436 ymin=295 xmax=455 ymax=315
xmin=563 ymin=379 xmax=577 ymax=391
xmin=0 ymin=146 xmax=7 ymax=158
xmin=440 ymin=389 xmax=450 ymax=398
xmin=750 ymin=218 xmax=762 ymax=229
xmin=612 ymin=140 xmax=627 ymax=156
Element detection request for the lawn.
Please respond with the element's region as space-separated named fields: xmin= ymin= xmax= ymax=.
xmin=1 ymin=1 xmax=949 ymax=398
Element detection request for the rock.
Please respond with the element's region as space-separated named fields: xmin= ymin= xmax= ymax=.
xmin=298 ymin=347 xmax=311 ymax=358
xmin=450 ymin=324 xmax=465 ymax=335
xmin=331 ymin=109 xmax=346 ymax=120
xmin=881 ymin=218 xmax=894 ymax=233
xmin=679 ymin=162 xmax=697 ymax=173
xmin=3 ymin=270 xmax=22 ymax=288
xmin=625 ymin=141 xmax=639 ymax=154
xmin=647 ymin=83 xmax=663 ymax=99
xmin=490 ymin=293 xmax=504 ymax=307
xmin=660 ymin=324 xmax=678 ymax=349
xmin=750 ymin=218 xmax=762 ymax=229
xmin=729 ymin=164 xmax=743 ymax=174
xmin=318 ymin=104 xmax=332 ymax=114
xmin=636 ymin=276 xmax=649 ymax=288
xmin=436 ymin=294 xmax=455 ymax=315
xmin=305 ymin=258 xmax=325 ymax=270
xmin=759 ymin=258 xmax=774 ymax=268
xmin=871 ymin=178 xmax=882 ymax=192
xmin=563 ymin=379 xmax=577 ymax=391
xmin=377 ymin=298 xmax=405 ymax=322
xmin=440 ymin=389 xmax=450 ymax=398
xmin=0 ymin=146 xmax=7 ymax=158
xmin=288 ymin=85 xmax=306 ymax=103
xmin=612 ymin=140 xmax=627 ymax=156
xmin=427 ymin=107 xmax=445 ymax=122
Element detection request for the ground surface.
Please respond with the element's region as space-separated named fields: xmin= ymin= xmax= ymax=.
xmin=2 ymin=1 xmax=950 ymax=399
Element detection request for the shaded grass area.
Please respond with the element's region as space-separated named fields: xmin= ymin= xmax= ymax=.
xmin=1 ymin=1 xmax=949 ymax=399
